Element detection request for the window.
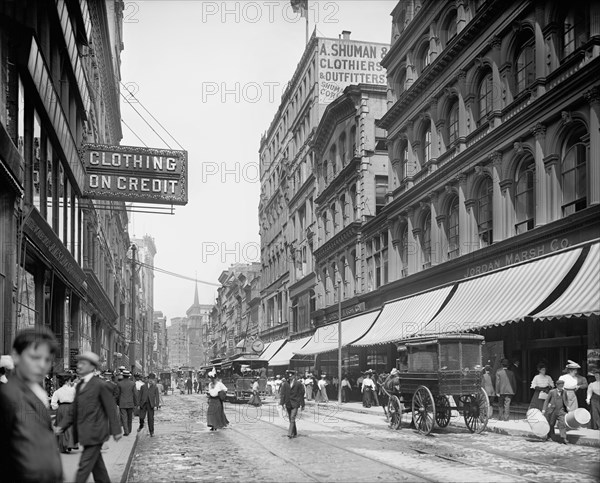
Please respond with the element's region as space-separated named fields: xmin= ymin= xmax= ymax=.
xmin=366 ymin=232 xmax=388 ymax=290
xmin=350 ymin=185 xmax=358 ymax=221
xmin=422 ymin=212 xmax=431 ymax=268
xmin=322 ymin=160 xmax=328 ymax=184
xmin=340 ymin=194 xmax=347 ymax=225
xmin=448 ymin=101 xmax=459 ymax=144
xmin=478 ymin=72 xmax=493 ymax=123
xmin=339 ymin=257 xmax=347 ymax=298
xmin=477 ymin=177 xmax=493 ymax=247
xmin=515 ymin=157 xmax=535 ymax=234
xmin=563 ymin=8 xmax=587 ymax=58
xmin=330 ymin=145 xmax=337 ymax=176
xmin=418 ymin=41 xmax=431 ymax=74
xmin=400 ymin=225 xmax=409 ymax=277
xmin=422 ymin=125 xmax=432 ymax=164
xmin=561 ymin=125 xmax=588 ymax=216
xmin=447 ymin=197 xmax=459 ymax=259
xmin=515 ymin=30 xmax=535 ymax=93
xmin=443 ymin=11 xmax=458 ymax=46
xmin=322 ymin=211 xmax=329 ymax=237
xmin=375 ymin=176 xmax=388 ymax=215
xmin=330 ymin=202 xmax=337 ymax=232
xmin=350 ymin=250 xmax=358 ymax=294
xmin=395 ymin=68 xmax=407 ymax=97
xmin=350 ymin=125 xmax=357 ymax=157
xmin=339 ymin=132 xmax=347 ymax=166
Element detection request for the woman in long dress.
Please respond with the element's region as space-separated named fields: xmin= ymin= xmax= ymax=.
xmin=207 ymin=371 xmax=229 ymax=431
xmin=304 ymin=373 xmax=314 ymax=401
xmin=558 ymin=360 xmax=587 ymax=411
xmin=528 ymin=362 xmax=554 ymax=411
xmin=315 ymin=375 xmax=329 ymax=403
xmin=51 ymin=375 xmax=77 ymax=453
xmin=361 ymin=373 xmax=375 ymax=408
xmin=248 ymin=377 xmax=262 ymax=407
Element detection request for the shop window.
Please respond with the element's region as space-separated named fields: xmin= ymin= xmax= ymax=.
xmin=422 ymin=212 xmax=432 ymax=268
xmin=477 ymin=176 xmax=493 ymax=247
xmin=478 ymin=72 xmax=493 ymax=125
xmin=17 ymin=266 xmax=36 ymax=330
xmin=422 ymin=124 xmax=432 ymax=164
xmin=561 ymin=124 xmax=588 ymax=216
xmin=447 ymin=196 xmax=459 ymax=259
xmin=515 ymin=30 xmax=535 ymax=94
xmin=515 ymin=156 xmax=535 ymax=234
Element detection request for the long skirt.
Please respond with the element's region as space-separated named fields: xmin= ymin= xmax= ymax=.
xmin=248 ymin=391 xmax=262 ymax=407
xmin=207 ymin=396 xmax=229 ymax=429
xmin=362 ymin=387 xmax=373 ymax=408
xmin=565 ymin=389 xmax=578 ymax=411
xmin=590 ymin=393 xmax=600 ymax=430
xmin=528 ymin=387 xmax=551 ymax=411
xmin=305 ymin=384 xmax=313 ymax=400
xmin=315 ymin=387 xmax=328 ymax=403
xmin=55 ymin=403 xmax=77 ymax=452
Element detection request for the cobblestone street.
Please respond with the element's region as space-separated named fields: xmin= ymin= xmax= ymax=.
xmin=127 ymin=393 xmax=600 ymax=482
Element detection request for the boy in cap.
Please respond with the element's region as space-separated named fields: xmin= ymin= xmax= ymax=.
xmin=57 ymin=351 xmax=122 ymax=482
xmin=0 ymin=327 xmax=63 ymax=483
xmin=542 ymin=378 xmax=569 ymax=444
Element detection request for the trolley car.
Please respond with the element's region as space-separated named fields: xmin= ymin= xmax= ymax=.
xmin=387 ymin=333 xmax=489 ymax=435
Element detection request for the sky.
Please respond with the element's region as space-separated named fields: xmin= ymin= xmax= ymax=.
xmin=119 ymin=1 xmax=396 ymax=322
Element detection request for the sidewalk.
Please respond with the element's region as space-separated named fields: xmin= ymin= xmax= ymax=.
xmin=60 ymin=433 xmax=138 ymax=483
xmin=303 ymin=399 xmax=600 ymax=448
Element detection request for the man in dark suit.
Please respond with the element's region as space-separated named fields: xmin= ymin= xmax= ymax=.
xmin=542 ymin=378 xmax=569 ymax=444
xmin=0 ymin=327 xmax=62 ymax=483
xmin=279 ymin=369 xmax=305 ymax=438
xmin=58 ymin=351 xmax=122 ymax=483
xmin=117 ymin=370 xmax=137 ymax=435
xmin=138 ymin=372 xmax=160 ymax=436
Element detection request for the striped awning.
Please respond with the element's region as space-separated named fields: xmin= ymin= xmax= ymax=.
xmin=418 ymin=247 xmax=583 ymax=336
xmin=534 ymin=242 xmax=600 ymax=320
xmin=294 ymin=310 xmax=381 ymax=356
xmin=269 ymin=336 xmax=312 ymax=366
xmin=352 ymin=285 xmax=455 ymax=346
xmin=259 ymin=338 xmax=286 ymax=362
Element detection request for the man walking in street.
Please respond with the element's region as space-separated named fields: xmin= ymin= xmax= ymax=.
xmin=186 ymin=376 xmax=193 ymax=394
xmin=542 ymin=378 xmax=569 ymax=444
xmin=279 ymin=370 xmax=305 ymax=438
xmin=495 ymin=358 xmax=517 ymax=421
xmin=58 ymin=351 xmax=122 ymax=483
xmin=117 ymin=370 xmax=137 ymax=435
xmin=0 ymin=327 xmax=63 ymax=483
xmin=138 ymin=373 xmax=160 ymax=436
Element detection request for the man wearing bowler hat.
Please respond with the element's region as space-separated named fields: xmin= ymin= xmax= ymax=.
xmin=279 ymin=370 xmax=305 ymax=438
xmin=57 ymin=351 xmax=122 ymax=482
xmin=117 ymin=369 xmax=137 ymax=436
xmin=137 ymin=373 xmax=160 ymax=436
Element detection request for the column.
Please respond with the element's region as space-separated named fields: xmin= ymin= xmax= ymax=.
xmin=429 ymin=192 xmax=440 ymax=266
xmin=406 ymin=208 xmax=417 ymax=276
xmin=456 ymin=70 xmax=468 ymax=153
xmin=389 ymin=218 xmax=401 ymax=281
xmin=544 ymin=154 xmax=560 ymax=222
xmin=533 ymin=123 xmax=547 ymax=227
xmin=490 ymin=151 xmax=504 ymax=242
xmin=585 ymin=87 xmax=600 ymax=205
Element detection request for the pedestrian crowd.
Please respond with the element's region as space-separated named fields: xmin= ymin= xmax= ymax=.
xmin=0 ymin=327 xmax=163 ymax=483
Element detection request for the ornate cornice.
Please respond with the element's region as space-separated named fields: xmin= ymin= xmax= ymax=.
xmin=315 ymin=156 xmax=360 ymax=206
xmin=313 ymin=222 xmax=361 ymax=261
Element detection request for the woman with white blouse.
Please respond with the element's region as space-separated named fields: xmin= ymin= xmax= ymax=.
xmin=361 ymin=372 xmax=376 ymax=408
xmin=51 ymin=375 xmax=77 ymax=453
xmin=528 ymin=362 xmax=554 ymax=411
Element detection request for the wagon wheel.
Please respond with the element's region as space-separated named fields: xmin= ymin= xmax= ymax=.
xmin=463 ymin=387 xmax=489 ymax=434
xmin=435 ymin=395 xmax=451 ymax=428
xmin=412 ymin=386 xmax=436 ymax=435
xmin=388 ymin=395 xmax=402 ymax=430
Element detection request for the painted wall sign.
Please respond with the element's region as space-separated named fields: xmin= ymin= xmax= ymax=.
xmin=80 ymin=144 xmax=188 ymax=205
xmin=318 ymin=39 xmax=388 ymax=103
xmin=324 ymin=302 xmax=365 ymax=324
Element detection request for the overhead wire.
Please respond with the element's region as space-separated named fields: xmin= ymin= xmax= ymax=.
xmin=121 ymin=118 xmax=148 ymax=147
xmin=120 ymin=81 xmax=185 ymax=150
xmin=118 ymin=89 xmax=173 ymax=149
xmin=132 ymin=259 xmax=221 ymax=287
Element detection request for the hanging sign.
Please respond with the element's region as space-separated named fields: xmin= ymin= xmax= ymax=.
xmin=80 ymin=144 xmax=188 ymax=205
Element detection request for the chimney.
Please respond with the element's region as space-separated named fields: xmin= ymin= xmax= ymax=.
xmin=341 ymin=30 xmax=351 ymax=40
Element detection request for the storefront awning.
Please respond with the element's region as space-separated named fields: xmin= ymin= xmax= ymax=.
xmin=352 ymin=285 xmax=455 ymax=346
xmin=294 ymin=310 xmax=381 ymax=356
xmin=533 ymin=242 xmax=600 ymax=320
xmin=259 ymin=338 xmax=286 ymax=361
xmin=418 ymin=247 xmax=583 ymax=336
xmin=269 ymin=336 xmax=312 ymax=366
xmin=235 ymin=338 xmax=246 ymax=349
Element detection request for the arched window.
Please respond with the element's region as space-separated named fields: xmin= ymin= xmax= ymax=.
xmin=515 ymin=30 xmax=535 ymax=93
xmin=339 ymin=256 xmax=347 ymax=299
xmin=478 ymin=71 xmax=493 ymax=124
xmin=400 ymin=225 xmax=409 ymax=277
xmin=322 ymin=211 xmax=329 ymax=237
xmin=418 ymin=42 xmax=431 ymax=74
xmin=322 ymin=160 xmax=329 ymax=184
xmin=394 ymin=68 xmax=407 ymax=96
xmin=477 ymin=176 xmax=493 ymax=247
xmin=443 ymin=10 xmax=458 ymax=47
xmin=349 ymin=185 xmax=358 ymax=221
xmin=330 ymin=202 xmax=337 ymax=233
xmin=401 ymin=141 xmax=409 ymax=180
xmin=331 ymin=262 xmax=338 ymax=303
xmin=448 ymin=100 xmax=459 ymax=144
xmin=446 ymin=196 xmax=459 ymax=259
xmin=422 ymin=124 xmax=432 ymax=164
xmin=340 ymin=194 xmax=347 ymax=225
xmin=515 ymin=156 xmax=535 ymax=234
xmin=422 ymin=212 xmax=431 ymax=268
xmin=561 ymin=124 xmax=588 ymax=216
xmin=562 ymin=7 xmax=588 ymax=59
xmin=339 ymin=132 xmax=347 ymax=166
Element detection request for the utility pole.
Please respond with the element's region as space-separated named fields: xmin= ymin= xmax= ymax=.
xmin=337 ymin=280 xmax=342 ymax=405
xmin=129 ymin=243 xmax=137 ymax=373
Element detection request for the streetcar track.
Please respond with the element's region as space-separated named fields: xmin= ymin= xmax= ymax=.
xmin=318 ymin=407 xmax=599 ymax=480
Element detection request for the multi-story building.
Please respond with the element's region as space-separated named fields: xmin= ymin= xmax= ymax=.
xmin=153 ymin=310 xmax=168 ymax=371
xmin=186 ymin=285 xmax=212 ymax=368
xmin=133 ymin=235 xmax=156 ymax=373
xmin=0 ymin=1 xmax=134 ymax=372
xmin=258 ymin=31 xmax=389 ymax=347
xmin=209 ymin=263 xmax=261 ymax=358
xmin=339 ymin=0 xmax=599 ymax=400
xmin=167 ymin=316 xmax=189 ymax=369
